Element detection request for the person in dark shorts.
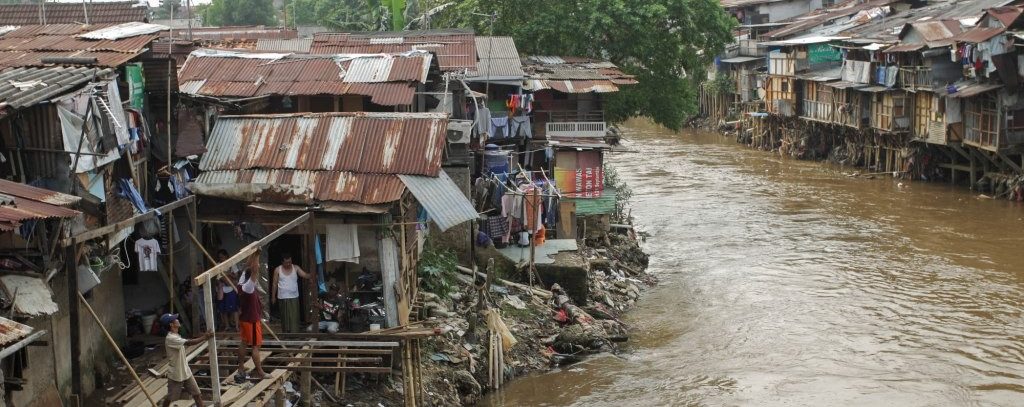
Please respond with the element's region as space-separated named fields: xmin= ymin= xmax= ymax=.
xmin=161 ymin=313 xmax=210 ymax=407
xmin=216 ymin=249 xmax=240 ymax=331
xmin=236 ymin=252 xmax=269 ymax=382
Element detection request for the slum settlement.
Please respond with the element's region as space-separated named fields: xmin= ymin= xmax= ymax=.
xmin=703 ymin=0 xmax=1024 ymax=198
xmin=0 ymin=3 xmax=649 ymax=407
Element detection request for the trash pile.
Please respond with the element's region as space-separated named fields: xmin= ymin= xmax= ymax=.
xmin=410 ymin=231 xmax=652 ymax=405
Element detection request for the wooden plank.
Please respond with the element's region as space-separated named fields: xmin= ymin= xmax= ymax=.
xmin=194 ymin=212 xmax=310 ymax=285
xmin=65 ymin=196 xmax=194 ymax=246
xmin=214 ymin=347 xmax=391 ymax=355
xmin=200 ymin=356 xmax=382 ymax=364
xmin=203 ymin=278 xmax=221 ymax=405
xmin=226 ymin=346 xmax=312 ymax=407
xmin=217 ymin=339 xmax=399 ymax=348
xmin=191 ymin=364 xmax=392 ymax=374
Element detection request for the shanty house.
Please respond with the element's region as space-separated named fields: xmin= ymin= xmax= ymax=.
xmin=190 ymin=112 xmax=477 ymax=328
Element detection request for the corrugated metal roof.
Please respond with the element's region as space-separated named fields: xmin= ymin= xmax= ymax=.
xmin=310 ymin=29 xmax=476 ymax=71
xmin=200 ymin=112 xmax=448 ymax=176
xmin=0 ymin=178 xmax=80 ymax=207
xmin=0 ymin=66 xmax=115 ymax=114
xmin=0 ymin=23 xmax=156 ymax=69
xmin=398 ymin=170 xmax=476 ymax=231
xmin=947 ymin=82 xmax=1001 ymax=98
xmin=0 ymin=316 xmax=33 ymax=348
xmin=0 ymin=2 xmax=148 ymax=25
xmin=0 ymin=275 xmax=59 ymax=317
xmin=953 ymin=26 xmax=1006 ymax=43
xmin=195 ymin=112 xmax=451 ymax=206
xmin=188 ymin=26 xmax=299 ymax=41
xmin=468 ymin=36 xmax=524 ymax=80
xmin=720 ymin=56 xmax=763 ymax=63
xmin=177 ymin=50 xmax=432 ymax=105
xmin=255 ymin=38 xmax=313 ymax=53
xmin=193 ymin=170 xmax=407 ymax=205
xmin=987 ymin=6 xmax=1023 ymax=26
xmin=521 ymin=55 xmax=637 ymax=93
xmin=0 ymin=179 xmax=81 ymax=231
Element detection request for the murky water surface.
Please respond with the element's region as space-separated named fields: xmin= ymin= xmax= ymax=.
xmin=483 ymin=121 xmax=1024 ymax=407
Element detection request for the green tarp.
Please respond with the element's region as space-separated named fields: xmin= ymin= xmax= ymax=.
xmin=566 ymin=187 xmax=617 ymax=216
xmin=125 ymin=63 xmax=144 ymax=110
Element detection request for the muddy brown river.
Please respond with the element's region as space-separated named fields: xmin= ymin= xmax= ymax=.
xmin=483 ymin=120 xmax=1024 ymax=406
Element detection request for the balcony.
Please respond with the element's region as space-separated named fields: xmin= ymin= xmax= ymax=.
xmin=547 ymin=122 xmax=608 ymax=138
xmin=800 ymin=99 xmax=834 ymax=123
xmin=898 ymin=66 xmax=933 ymax=90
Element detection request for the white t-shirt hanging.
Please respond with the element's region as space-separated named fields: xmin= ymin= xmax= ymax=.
xmin=134 ymin=238 xmax=161 ymax=272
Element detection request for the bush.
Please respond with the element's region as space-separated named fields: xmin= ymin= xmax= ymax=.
xmin=418 ymin=245 xmax=459 ymax=299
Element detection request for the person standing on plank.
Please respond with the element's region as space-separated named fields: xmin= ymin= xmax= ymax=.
xmin=216 ymin=249 xmax=241 ymax=332
xmin=236 ymin=253 xmax=269 ymax=381
xmin=161 ymin=313 xmax=210 ymax=407
xmin=271 ymin=253 xmax=311 ymax=333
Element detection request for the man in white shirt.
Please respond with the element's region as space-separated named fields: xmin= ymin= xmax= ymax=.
xmin=271 ymin=253 xmax=311 ymax=333
xmin=161 ymin=313 xmax=210 ymax=407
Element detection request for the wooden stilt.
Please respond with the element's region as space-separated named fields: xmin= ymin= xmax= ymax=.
xmin=203 ymin=278 xmax=222 ymax=405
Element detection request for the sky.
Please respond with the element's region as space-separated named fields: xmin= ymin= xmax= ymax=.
xmin=47 ymin=0 xmax=212 ymax=10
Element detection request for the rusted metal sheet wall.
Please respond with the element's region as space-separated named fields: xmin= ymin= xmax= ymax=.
xmin=310 ymin=30 xmax=476 ymax=71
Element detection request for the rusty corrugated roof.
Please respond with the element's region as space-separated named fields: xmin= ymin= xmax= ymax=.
xmin=522 ymin=56 xmax=636 ymax=93
xmin=310 ymin=29 xmax=475 ymax=71
xmin=0 ymin=179 xmax=81 ymax=231
xmin=188 ymin=26 xmax=299 ymax=41
xmin=0 ymin=316 xmax=33 ymax=348
xmin=195 ymin=112 xmax=449 ymax=205
xmin=0 ymin=2 xmax=148 ymax=25
xmin=194 ymin=170 xmax=407 ymax=205
xmin=177 ymin=50 xmax=432 ymax=105
xmin=954 ymin=26 xmax=1006 ymax=43
xmin=987 ymin=6 xmax=1023 ymax=27
xmin=200 ymin=112 xmax=447 ymax=176
xmin=0 ymin=24 xmax=157 ymax=69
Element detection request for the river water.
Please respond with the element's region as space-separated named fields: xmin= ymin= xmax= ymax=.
xmin=483 ymin=120 xmax=1024 ymax=407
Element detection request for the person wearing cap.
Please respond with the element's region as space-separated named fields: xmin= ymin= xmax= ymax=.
xmin=236 ymin=252 xmax=269 ymax=381
xmin=161 ymin=313 xmax=211 ymax=407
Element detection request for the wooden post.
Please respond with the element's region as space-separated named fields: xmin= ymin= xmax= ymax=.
xmin=188 ymin=200 xmax=200 ymax=335
xmin=300 ymin=357 xmax=312 ymax=407
xmin=77 ymin=292 xmax=159 ymax=407
xmin=66 ymin=242 xmax=82 ymax=405
xmin=168 ymin=211 xmax=175 ymax=314
xmin=203 ymin=278 xmax=222 ymax=405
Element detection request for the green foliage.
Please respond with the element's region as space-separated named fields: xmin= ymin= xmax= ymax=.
xmin=604 ymin=165 xmax=633 ymax=222
xmin=421 ymin=0 xmax=736 ymax=131
xmin=706 ymin=74 xmax=735 ymax=96
xmin=202 ymin=0 xmax=276 ymax=26
xmin=154 ymin=0 xmax=182 ymax=19
xmin=288 ymin=0 xmax=417 ymax=30
xmin=417 ymin=245 xmax=459 ymax=299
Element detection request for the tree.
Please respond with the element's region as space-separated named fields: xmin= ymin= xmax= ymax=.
xmin=154 ymin=0 xmax=182 ymax=19
xmin=287 ymin=0 xmax=414 ymax=31
xmin=423 ymin=0 xmax=736 ymax=130
xmin=202 ymin=0 xmax=276 ymax=26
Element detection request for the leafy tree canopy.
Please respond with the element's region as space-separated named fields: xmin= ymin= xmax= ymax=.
xmin=424 ymin=0 xmax=736 ymax=130
xmin=287 ymin=0 xmax=414 ymax=31
xmin=154 ymin=0 xmax=182 ymax=19
xmin=202 ymin=0 xmax=276 ymax=26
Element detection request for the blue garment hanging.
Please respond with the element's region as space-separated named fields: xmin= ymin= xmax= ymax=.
xmin=314 ymin=234 xmax=326 ymax=293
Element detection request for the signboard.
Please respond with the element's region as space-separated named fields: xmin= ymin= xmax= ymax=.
xmin=808 ymin=43 xmax=841 ymax=66
xmin=125 ymin=63 xmax=145 ymax=110
xmin=554 ymin=167 xmax=605 ymax=197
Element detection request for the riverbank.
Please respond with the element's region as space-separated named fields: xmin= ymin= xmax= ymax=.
xmin=691 ymin=116 xmax=1024 ymax=201
xmin=333 ymin=220 xmax=651 ymax=406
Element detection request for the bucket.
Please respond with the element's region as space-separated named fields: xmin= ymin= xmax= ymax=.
xmin=141 ymin=314 xmax=156 ymax=331
xmin=370 ymin=323 xmax=381 ymax=331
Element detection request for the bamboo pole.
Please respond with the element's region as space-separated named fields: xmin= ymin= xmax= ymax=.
xmin=77 ymin=292 xmax=158 ymax=407
xmin=203 ymin=277 xmax=222 ymax=404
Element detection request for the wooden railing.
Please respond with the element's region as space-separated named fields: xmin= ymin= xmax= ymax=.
xmin=800 ymin=99 xmax=834 ymax=123
xmin=898 ymin=66 xmax=933 ymax=90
